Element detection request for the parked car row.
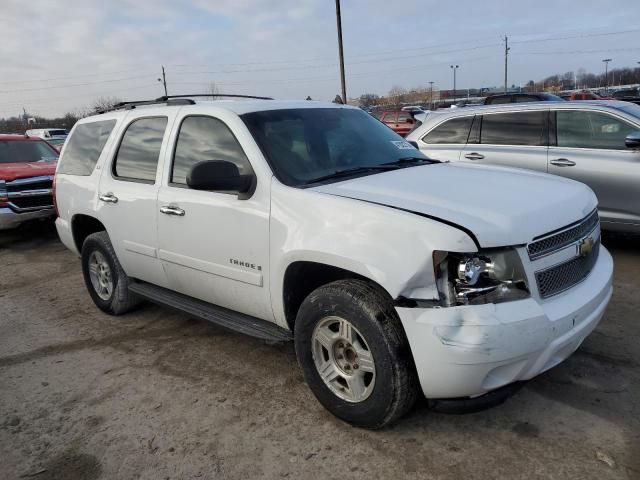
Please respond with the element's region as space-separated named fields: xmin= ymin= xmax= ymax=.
xmin=52 ymin=96 xmax=613 ymax=428
xmin=407 ymin=100 xmax=640 ymax=232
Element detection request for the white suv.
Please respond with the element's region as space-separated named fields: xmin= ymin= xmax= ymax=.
xmin=54 ymin=96 xmax=613 ymax=428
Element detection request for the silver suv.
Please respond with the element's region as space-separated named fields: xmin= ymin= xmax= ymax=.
xmin=407 ymin=101 xmax=640 ymax=233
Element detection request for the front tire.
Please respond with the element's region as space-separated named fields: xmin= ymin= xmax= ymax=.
xmin=294 ymin=279 xmax=418 ymax=429
xmin=81 ymin=231 xmax=140 ymax=315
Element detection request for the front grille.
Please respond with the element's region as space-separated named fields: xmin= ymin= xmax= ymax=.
xmin=7 ymin=179 xmax=52 ymax=192
xmin=535 ymin=239 xmax=600 ymax=298
xmin=6 ymin=176 xmax=53 ymax=211
xmin=10 ymin=196 xmax=53 ymax=210
xmin=528 ymin=210 xmax=599 ymax=260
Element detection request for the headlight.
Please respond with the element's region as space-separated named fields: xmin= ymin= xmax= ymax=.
xmin=433 ymin=248 xmax=529 ymax=306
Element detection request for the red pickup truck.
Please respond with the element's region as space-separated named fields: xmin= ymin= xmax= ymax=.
xmin=0 ymin=134 xmax=59 ymax=230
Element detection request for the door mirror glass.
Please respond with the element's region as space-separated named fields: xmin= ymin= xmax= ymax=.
xmin=187 ymin=160 xmax=255 ymax=194
xmin=625 ymin=131 xmax=640 ymax=149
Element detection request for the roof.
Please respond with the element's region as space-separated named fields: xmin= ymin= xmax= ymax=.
xmin=86 ymin=99 xmax=355 ymax=122
xmin=0 ymin=134 xmax=46 ymax=141
xmin=426 ymin=100 xmax=636 ymax=117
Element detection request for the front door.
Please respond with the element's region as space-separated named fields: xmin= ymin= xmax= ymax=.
xmin=548 ymin=109 xmax=640 ymax=227
xmin=97 ymin=110 xmax=175 ymax=287
xmin=156 ymin=113 xmax=273 ymax=321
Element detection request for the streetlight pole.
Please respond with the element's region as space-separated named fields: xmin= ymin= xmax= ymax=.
xmin=428 ymin=81 xmax=434 ymax=110
xmin=450 ymin=65 xmax=459 ymax=103
xmin=335 ymin=0 xmax=347 ymax=104
xmin=602 ymin=58 xmax=612 ymax=94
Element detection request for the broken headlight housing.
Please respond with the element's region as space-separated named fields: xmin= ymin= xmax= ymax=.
xmin=433 ymin=249 xmax=530 ymax=306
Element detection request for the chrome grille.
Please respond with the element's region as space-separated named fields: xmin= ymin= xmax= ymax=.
xmin=6 ymin=175 xmax=53 ymax=212
xmin=535 ymin=239 xmax=600 ymax=299
xmin=527 ymin=210 xmax=599 ymax=260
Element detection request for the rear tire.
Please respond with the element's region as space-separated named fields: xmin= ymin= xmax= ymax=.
xmin=294 ymin=279 xmax=418 ymax=429
xmin=81 ymin=231 xmax=141 ymax=315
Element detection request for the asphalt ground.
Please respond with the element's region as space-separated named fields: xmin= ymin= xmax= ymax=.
xmin=1 ymin=221 xmax=638 ymax=479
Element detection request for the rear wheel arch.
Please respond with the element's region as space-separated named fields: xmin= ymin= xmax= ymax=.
xmin=71 ymin=214 xmax=106 ymax=253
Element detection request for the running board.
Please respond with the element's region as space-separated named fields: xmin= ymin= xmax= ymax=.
xmin=129 ymin=282 xmax=293 ymax=342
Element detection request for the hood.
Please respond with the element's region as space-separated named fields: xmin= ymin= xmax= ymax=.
xmin=0 ymin=161 xmax=57 ymax=182
xmin=311 ymin=162 xmax=598 ymax=248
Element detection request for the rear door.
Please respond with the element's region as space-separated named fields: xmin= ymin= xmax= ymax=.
xmin=548 ymin=108 xmax=640 ymax=227
xmin=97 ymin=108 xmax=178 ymax=287
xmin=460 ymin=109 xmax=549 ymax=172
xmin=416 ymin=115 xmax=474 ymax=162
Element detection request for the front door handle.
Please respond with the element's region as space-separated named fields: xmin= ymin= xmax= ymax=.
xmin=550 ymin=158 xmax=576 ymax=167
xmin=160 ymin=205 xmax=185 ymax=216
xmin=99 ymin=192 xmax=118 ymax=203
xmin=464 ymin=152 xmax=485 ymax=160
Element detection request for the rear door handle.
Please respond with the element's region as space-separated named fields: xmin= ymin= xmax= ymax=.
xmin=464 ymin=152 xmax=485 ymax=160
xmin=160 ymin=205 xmax=185 ymax=216
xmin=99 ymin=192 xmax=118 ymax=203
xmin=550 ymin=158 xmax=576 ymax=167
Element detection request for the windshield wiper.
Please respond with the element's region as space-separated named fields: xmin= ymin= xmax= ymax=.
xmin=304 ymin=164 xmax=399 ymax=185
xmin=384 ymin=156 xmax=442 ymax=166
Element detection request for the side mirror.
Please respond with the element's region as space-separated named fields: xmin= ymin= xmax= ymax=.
xmin=625 ymin=131 xmax=640 ymax=149
xmin=187 ymin=160 xmax=255 ymax=196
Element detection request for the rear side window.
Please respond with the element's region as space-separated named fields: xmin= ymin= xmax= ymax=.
xmin=113 ymin=117 xmax=167 ymax=183
xmin=423 ymin=116 xmax=473 ymax=144
xmin=58 ymin=120 xmax=115 ymax=175
xmin=480 ymin=111 xmax=546 ymax=146
xmin=171 ymin=116 xmax=252 ymax=185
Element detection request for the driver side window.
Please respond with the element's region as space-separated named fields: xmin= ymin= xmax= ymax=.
xmin=556 ymin=110 xmax=636 ymax=150
xmin=171 ymin=116 xmax=252 ymax=185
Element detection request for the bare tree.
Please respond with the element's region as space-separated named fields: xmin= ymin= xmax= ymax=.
xmin=91 ymin=96 xmax=123 ymax=113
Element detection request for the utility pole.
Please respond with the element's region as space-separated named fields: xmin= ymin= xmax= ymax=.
xmin=161 ymin=66 xmax=168 ymax=97
xmin=450 ymin=65 xmax=459 ymax=102
xmin=504 ymin=36 xmax=509 ymax=94
xmin=428 ymin=81 xmax=434 ymax=110
xmin=335 ymin=0 xmax=347 ymax=104
xmin=602 ymin=59 xmax=612 ymax=94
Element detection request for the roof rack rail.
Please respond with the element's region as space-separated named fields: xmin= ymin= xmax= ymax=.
xmin=96 ymin=93 xmax=273 ymax=114
xmin=97 ymin=98 xmax=195 ymax=114
xmin=156 ymin=94 xmax=274 ymax=101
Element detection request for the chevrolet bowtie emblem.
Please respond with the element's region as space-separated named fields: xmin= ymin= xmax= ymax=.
xmin=578 ymin=237 xmax=595 ymax=257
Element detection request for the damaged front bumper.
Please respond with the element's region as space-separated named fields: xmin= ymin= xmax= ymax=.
xmin=396 ymin=246 xmax=613 ymax=399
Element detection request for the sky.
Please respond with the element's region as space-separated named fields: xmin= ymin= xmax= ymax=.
xmin=1 ymin=0 xmax=639 ymax=117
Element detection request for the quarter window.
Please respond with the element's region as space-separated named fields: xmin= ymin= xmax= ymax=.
xmin=480 ymin=111 xmax=546 ymax=146
xmin=422 ymin=116 xmax=473 ymax=145
xmin=171 ymin=116 xmax=252 ymax=185
xmin=556 ymin=110 xmax=637 ymax=150
xmin=113 ymin=117 xmax=167 ymax=182
xmin=59 ymin=120 xmax=115 ymax=175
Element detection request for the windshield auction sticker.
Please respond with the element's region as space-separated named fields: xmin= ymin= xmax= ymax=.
xmin=390 ymin=140 xmax=415 ymax=150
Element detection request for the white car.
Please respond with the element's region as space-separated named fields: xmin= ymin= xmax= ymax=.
xmin=54 ymin=96 xmax=613 ymax=428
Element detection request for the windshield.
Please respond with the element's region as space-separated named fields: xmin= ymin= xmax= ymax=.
xmin=241 ymin=108 xmax=428 ymax=186
xmin=0 ymin=140 xmax=59 ymax=164
xmin=613 ymin=102 xmax=640 ymax=120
